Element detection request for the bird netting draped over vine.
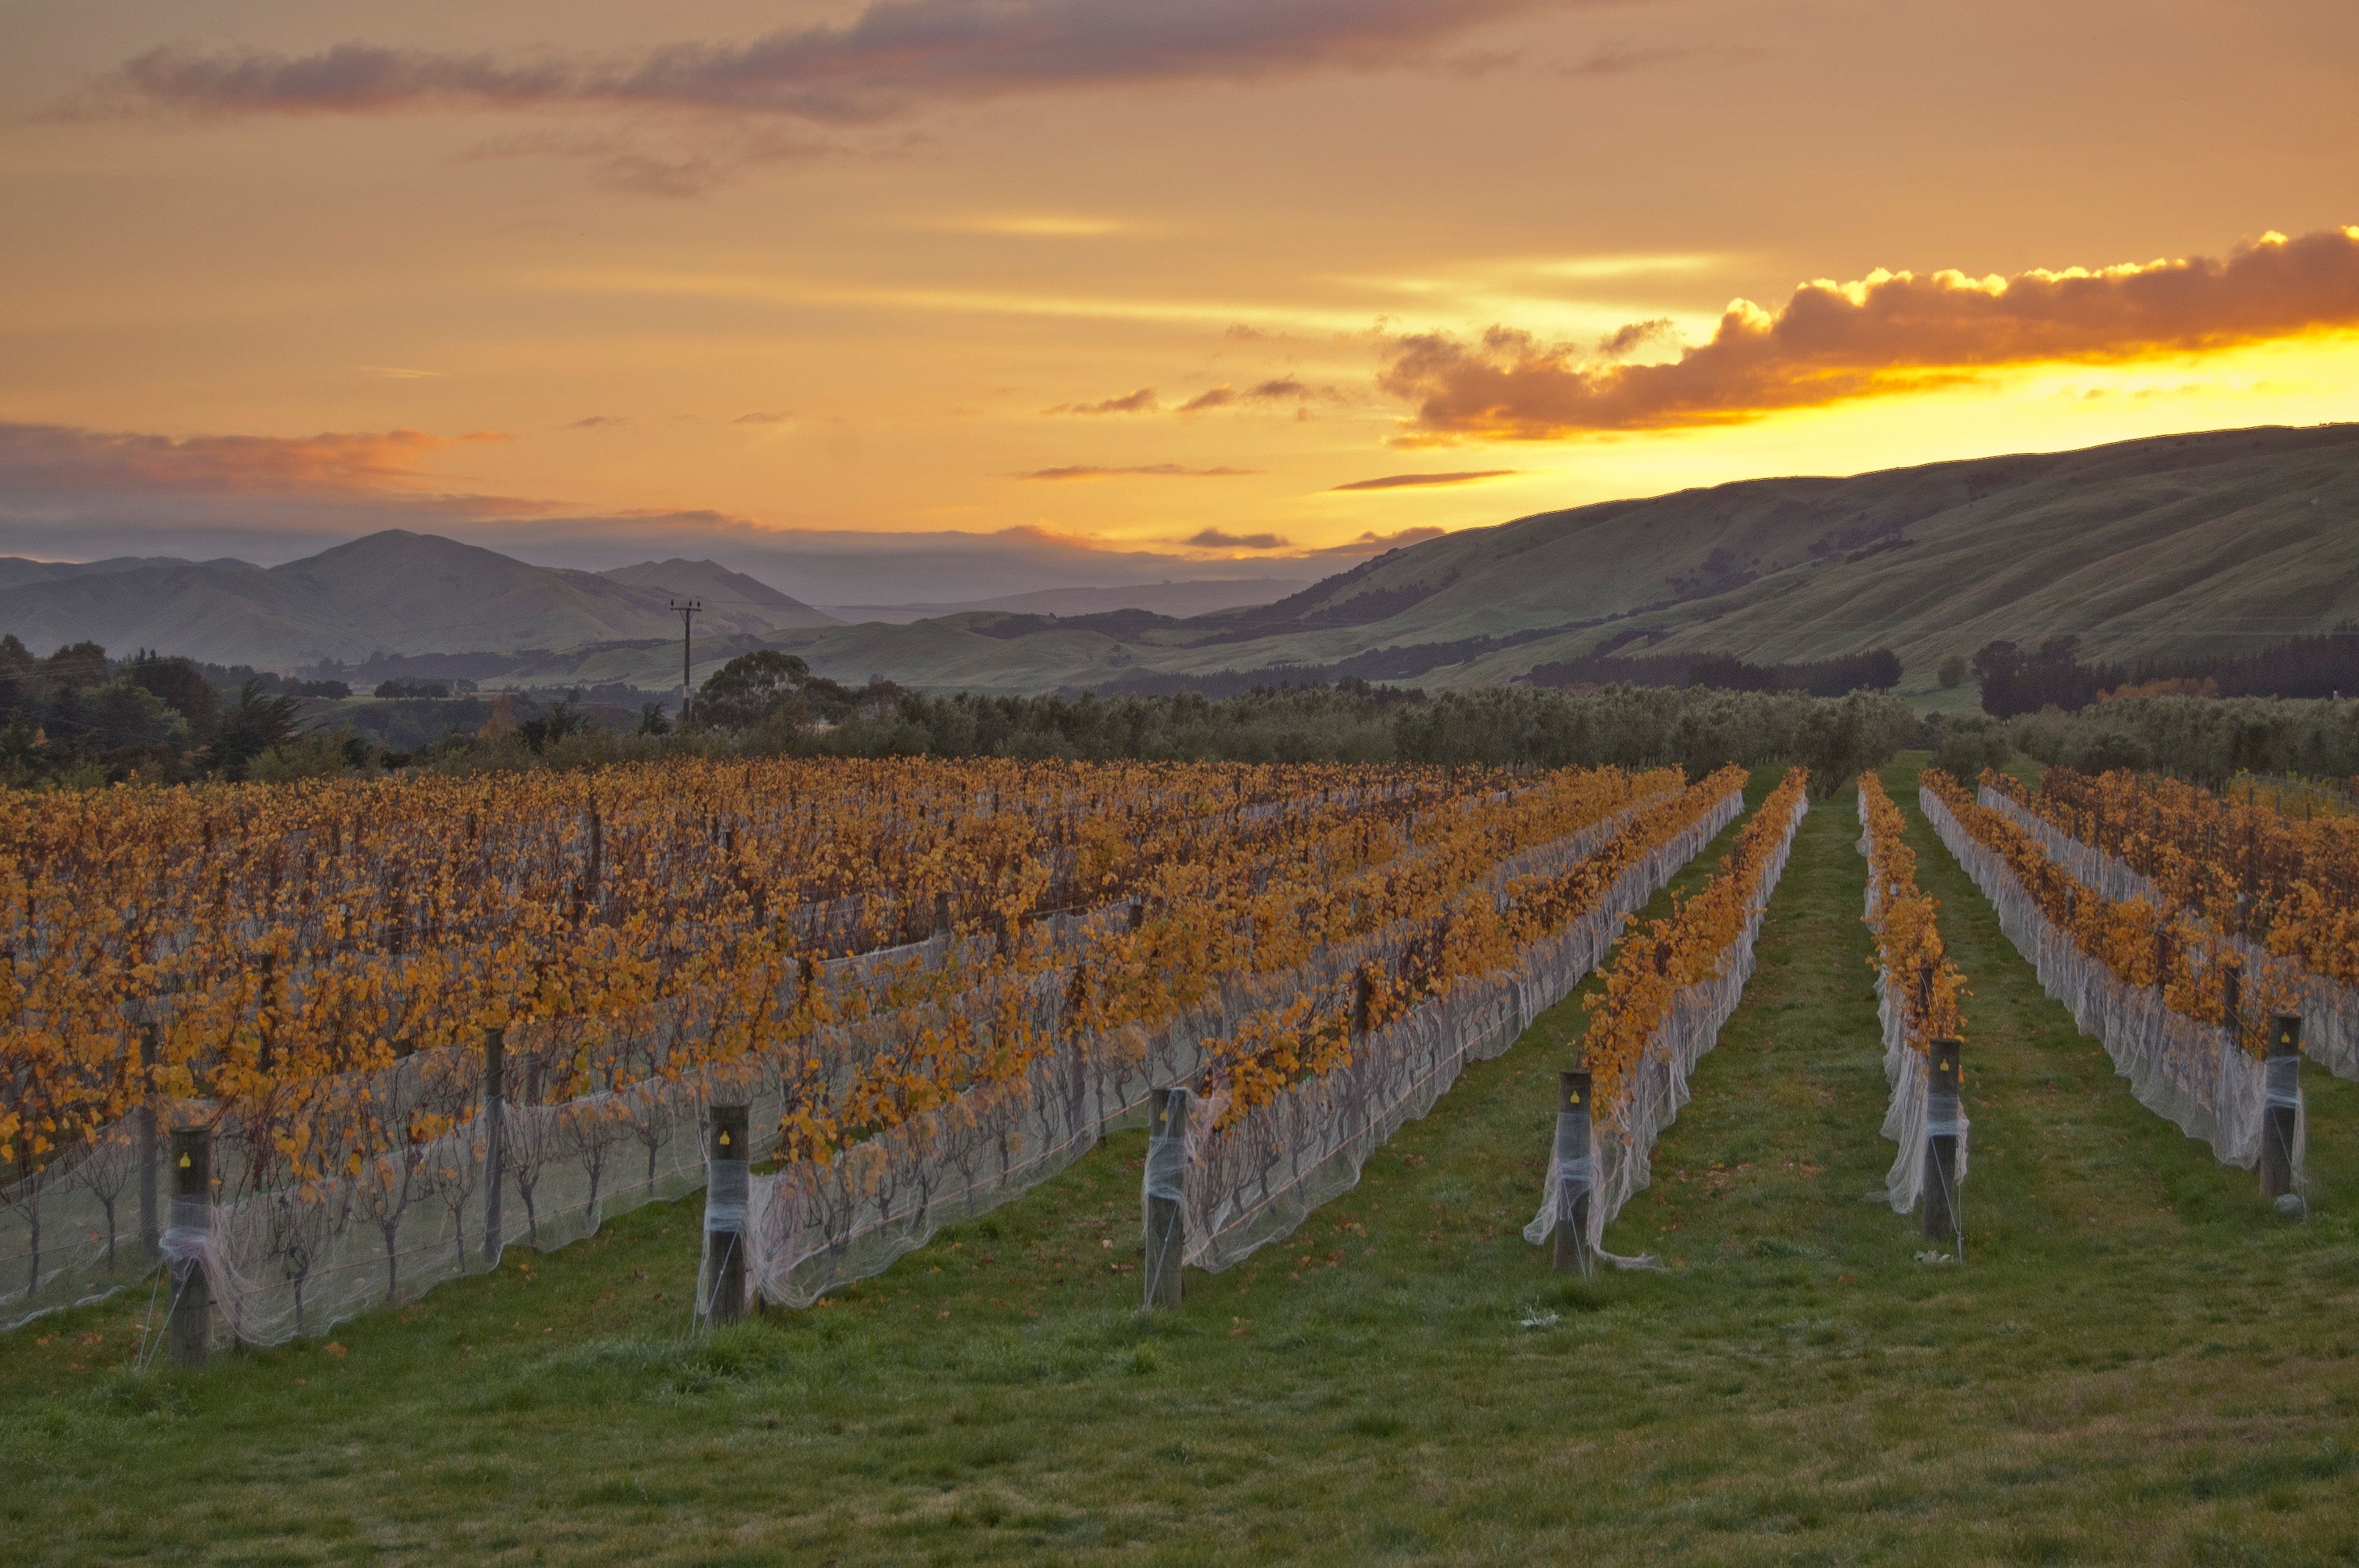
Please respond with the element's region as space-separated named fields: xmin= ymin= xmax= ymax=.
xmin=1171 ymin=777 xmax=1747 ymax=1274
xmin=5 ymin=757 xmax=1431 ymax=1330
xmin=5 ymin=757 xmax=1690 ymax=1341
xmin=1856 ymin=776 xmax=1969 ymax=1216
xmin=1524 ymin=769 xmax=1809 ymax=1255
xmin=1924 ymin=779 xmax=2304 ymax=1181
xmin=740 ymin=772 xmax=1714 ymax=1305
xmin=1979 ymin=786 xmax=2359 ymax=1085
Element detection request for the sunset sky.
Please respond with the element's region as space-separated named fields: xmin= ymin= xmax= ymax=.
xmin=4 ymin=0 xmax=2357 ymax=602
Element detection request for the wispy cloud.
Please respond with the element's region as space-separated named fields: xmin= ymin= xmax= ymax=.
xmin=1329 ymin=470 xmax=1518 ymax=490
xmin=457 ymin=122 xmax=849 ymax=198
xmin=0 ymin=422 xmax=554 ymax=561
xmin=0 ymin=422 xmax=511 ymax=499
xmin=1561 ymin=41 xmax=1763 ymax=77
xmin=1180 ymin=377 xmax=1345 ymax=412
xmin=1184 ymin=527 xmax=1292 ymax=550
xmin=1041 ymin=387 xmax=1158 ymax=415
xmin=361 ymin=365 xmax=445 ymax=379
xmin=1018 ymin=463 xmax=1259 ymax=479
xmin=732 ymin=411 xmax=794 ymax=425
xmin=1310 ymin=526 xmax=1448 ymax=553
xmin=1379 ymin=226 xmax=2359 ymax=441
xmin=85 ymin=2 xmax=1583 ymax=125
xmin=566 ymin=415 xmax=628 ymax=430
xmin=951 ymin=214 xmax=1131 ymax=237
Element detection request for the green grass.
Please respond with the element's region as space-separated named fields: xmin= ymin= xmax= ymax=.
xmin=5 ymin=760 xmax=2358 ymax=1564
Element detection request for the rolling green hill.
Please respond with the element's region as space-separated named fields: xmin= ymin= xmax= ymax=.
xmin=534 ymin=421 xmax=2359 ymax=699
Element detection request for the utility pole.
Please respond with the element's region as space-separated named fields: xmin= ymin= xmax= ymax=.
xmin=669 ymin=598 xmax=702 ymax=723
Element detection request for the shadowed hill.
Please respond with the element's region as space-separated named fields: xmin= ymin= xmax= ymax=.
xmin=9 ymin=423 xmax=2357 ymax=689
xmin=703 ymin=421 xmax=2359 ymax=695
xmin=0 ymin=532 xmax=834 ymax=665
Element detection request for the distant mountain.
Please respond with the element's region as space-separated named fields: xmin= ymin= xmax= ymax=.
xmin=827 ymin=577 xmax=1314 ymax=624
xmin=0 ymin=530 xmax=834 ymax=666
xmin=0 ymin=554 xmax=213 ymax=591
xmin=598 ymin=559 xmax=839 ymax=629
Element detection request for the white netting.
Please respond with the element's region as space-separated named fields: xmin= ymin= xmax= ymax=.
xmin=0 ymin=762 xmax=1449 ymax=1333
xmin=1178 ymin=786 xmax=1745 ymax=1272
xmin=1926 ymin=784 xmax=2305 ymax=1180
xmin=734 ymin=786 xmax=1691 ymax=1308
xmin=3 ymin=771 xmax=1681 ymax=1342
xmin=1522 ymin=788 xmax=1808 ymax=1252
xmin=1981 ymin=786 xmax=2359 ymax=1085
xmin=1857 ymin=789 xmax=1970 ymax=1215
xmin=0 ymin=916 xmax=1084 ymax=1332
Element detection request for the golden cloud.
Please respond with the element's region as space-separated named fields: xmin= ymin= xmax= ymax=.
xmin=1329 ymin=470 xmax=1518 ymax=490
xmin=1017 ymin=463 xmax=1259 ymax=479
xmin=1378 ymin=226 xmax=2359 ymax=440
xmin=0 ymin=422 xmax=511 ymax=498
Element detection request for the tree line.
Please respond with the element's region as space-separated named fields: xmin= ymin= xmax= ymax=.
xmin=1969 ymin=630 xmax=2359 ymax=717
xmin=0 ymin=638 xmax=1924 ymax=789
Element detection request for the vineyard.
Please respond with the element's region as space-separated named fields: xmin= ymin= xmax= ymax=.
xmin=5 ymin=751 xmax=2357 ymax=1565
xmin=4 ymin=756 xmax=1759 ymax=1340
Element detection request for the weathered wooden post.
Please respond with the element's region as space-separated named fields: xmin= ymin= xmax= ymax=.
xmin=700 ymin=1104 xmax=750 ymax=1327
xmin=136 ymin=1022 xmax=160 ymax=1256
xmin=165 ymin=1127 xmax=210 ymax=1368
xmin=1143 ymin=1087 xmax=1189 ymax=1309
xmin=1551 ymin=1069 xmax=1594 ymax=1277
xmin=481 ymin=1026 xmax=506 ymax=1270
xmin=2260 ymin=1014 xmax=2302 ymax=1201
xmin=1923 ymin=1039 xmax=1963 ymax=1247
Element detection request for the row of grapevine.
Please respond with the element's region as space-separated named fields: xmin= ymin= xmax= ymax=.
xmin=0 ymin=757 xmax=1443 ymax=1183
xmin=8 ymin=759 xmax=1687 ymax=1338
xmin=1920 ymin=769 xmax=2306 ymax=1180
xmin=0 ymin=759 xmax=1494 ymax=1317
xmin=1856 ymin=773 xmax=1970 ymax=1221
xmin=1524 ymin=768 xmax=1811 ymax=1260
xmin=1155 ymin=768 xmax=1750 ymax=1276
xmin=1982 ymin=768 xmax=2359 ymax=1081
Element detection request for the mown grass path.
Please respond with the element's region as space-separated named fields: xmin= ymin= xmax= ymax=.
xmin=5 ymin=762 xmax=2357 ymax=1565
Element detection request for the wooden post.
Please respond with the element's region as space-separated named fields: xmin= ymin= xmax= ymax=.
xmin=481 ymin=1027 xmax=506 ymax=1270
xmin=700 ymin=1104 xmax=750 ymax=1327
xmin=136 ymin=1022 xmax=160 ymax=1256
xmin=1551 ymin=1070 xmax=1594 ymax=1276
xmin=1923 ymin=1040 xmax=1962 ymax=1246
xmin=2260 ymin=1014 xmax=2302 ymax=1200
xmin=166 ymin=1127 xmax=210 ymax=1368
xmin=1143 ymin=1087 xmax=1188 ymax=1309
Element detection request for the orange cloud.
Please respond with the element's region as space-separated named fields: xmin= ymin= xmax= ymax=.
xmin=1184 ymin=527 xmax=1292 ymax=550
xmin=0 ymin=421 xmax=555 ymax=544
xmin=1379 ymin=225 xmax=2359 ymax=440
xmin=1308 ymin=525 xmax=1448 ymax=554
xmin=1017 ymin=463 xmax=1258 ymax=479
xmin=0 ymin=422 xmax=472 ymax=496
xmin=1330 ymin=470 xmax=1517 ymax=490
xmin=1041 ymin=387 xmax=1158 ymax=415
xmin=1180 ymin=377 xmax=1343 ymax=413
